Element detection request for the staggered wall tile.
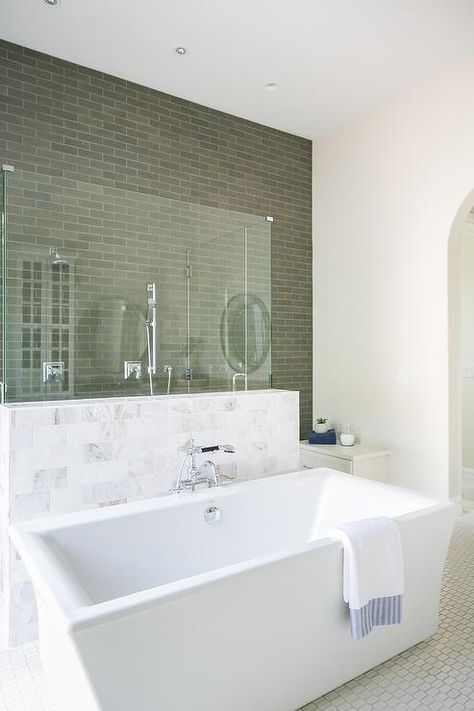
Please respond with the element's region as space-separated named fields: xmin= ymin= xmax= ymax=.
xmin=0 ymin=39 xmax=313 ymax=435
xmin=3 ymin=174 xmax=272 ymax=404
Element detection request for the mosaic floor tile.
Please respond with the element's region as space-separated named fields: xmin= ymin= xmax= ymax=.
xmin=300 ymin=511 xmax=474 ymax=710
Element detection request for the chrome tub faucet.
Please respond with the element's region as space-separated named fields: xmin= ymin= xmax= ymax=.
xmin=172 ymin=440 xmax=235 ymax=493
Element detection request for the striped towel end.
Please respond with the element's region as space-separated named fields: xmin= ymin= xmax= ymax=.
xmin=350 ymin=595 xmax=403 ymax=640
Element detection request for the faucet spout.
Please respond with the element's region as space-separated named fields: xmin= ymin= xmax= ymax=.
xmin=172 ymin=440 xmax=236 ymax=493
xmin=200 ymin=460 xmax=219 ymax=487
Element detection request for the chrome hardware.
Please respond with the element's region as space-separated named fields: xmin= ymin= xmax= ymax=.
xmin=145 ymin=282 xmax=157 ymax=376
xmin=172 ymin=439 xmax=236 ymax=493
xmin=124 ymin=361 xmax=142 ymax=380
xmin=1 ymin=165 xmax=14 ymax=173
xmin=146 ymin=281 xmax=157 ymax=310
xmin=184 ymin=367 xmax=193 ymax=381
xmin=163 ymin=365 xmax=172 ymax=395
xmin=204 ymin=506 xmax=221 ymax=525
xmin=49 ymin=246 xmax=69 ymax=269
xmin=232 ymin=370 xmax=247 ymax=392
xmin=145 ymin=282 xmax=157 ymax=395
xmin=264 ymin=215 xmax=274 ymax=222
xmin=42 ymin=361 xmax=65 ymax=384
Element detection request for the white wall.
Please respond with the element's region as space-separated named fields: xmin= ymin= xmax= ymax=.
xmin=461 ymin=217 xmax=474 ymax=470
xmin=313 ymin=59 xmax=474 ymax=499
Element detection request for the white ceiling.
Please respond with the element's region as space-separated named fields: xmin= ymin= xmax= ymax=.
xmin=2 ymin=0 xmax=474 ymax=138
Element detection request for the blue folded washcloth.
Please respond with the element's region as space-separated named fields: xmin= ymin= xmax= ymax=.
xmin=308 ymin=428 xmax=337 ymax=445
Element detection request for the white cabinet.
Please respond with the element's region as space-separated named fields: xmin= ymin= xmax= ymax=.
xmin=299 ymin=441 xmax=390 ymax=482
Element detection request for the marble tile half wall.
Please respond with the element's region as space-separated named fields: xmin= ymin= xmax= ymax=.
xmin=0 ymin=389 xmax=299 ymax=647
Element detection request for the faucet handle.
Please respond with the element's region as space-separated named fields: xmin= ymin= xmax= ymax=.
xmin=180 ymin=440 xmax=235 ymax=456
xmin=181 ymin=439 xmax=202 ymax=455
xmin=199 ymin=444 xmax=235 ymax=454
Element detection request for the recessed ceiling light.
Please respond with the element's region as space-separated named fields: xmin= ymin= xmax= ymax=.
xmin=264 ymin=82 xmax=279 ymax=92
xmin=44 ymin=0 xmax=59 ymax=5
xmin=175 ymin=47 xmax=187 ymax=55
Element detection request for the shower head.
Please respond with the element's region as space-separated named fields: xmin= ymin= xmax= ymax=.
xmin=50 ymin=247 xmax=69 ymax=270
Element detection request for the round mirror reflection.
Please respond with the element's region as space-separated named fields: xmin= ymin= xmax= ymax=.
xmin=220 ymin=294 xmax=271 ymax=373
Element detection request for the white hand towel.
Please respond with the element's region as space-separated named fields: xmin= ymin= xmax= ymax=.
xmin=329 ymin=516 xmax=404 ymax=639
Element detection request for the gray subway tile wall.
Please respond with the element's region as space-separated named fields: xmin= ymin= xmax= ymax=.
xmin=4 ymin=175 xmax=272 ymax=401
xmin=0 ymin=40 xmax=312 ymax=435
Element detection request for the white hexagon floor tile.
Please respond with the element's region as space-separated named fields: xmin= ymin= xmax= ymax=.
xmin=0 ymin=513 xmax=473 ymax=711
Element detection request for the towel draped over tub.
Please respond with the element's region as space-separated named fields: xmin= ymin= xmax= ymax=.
xmin=329 ymin=516 xmax=404 ymax=639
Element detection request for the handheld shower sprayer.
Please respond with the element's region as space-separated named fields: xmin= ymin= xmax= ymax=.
xmin=145 ymin=282 xmax=157 ymax=395
xmin=146 ymin=282 xmax=157 ymax=327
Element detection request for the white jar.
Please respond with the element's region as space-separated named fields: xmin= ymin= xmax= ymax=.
xmin=340 ymin=422 xmax=356 ymax=446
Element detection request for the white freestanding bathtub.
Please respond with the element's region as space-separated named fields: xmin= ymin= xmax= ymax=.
xmin=10 ymin=468 xmax=458 ymax=711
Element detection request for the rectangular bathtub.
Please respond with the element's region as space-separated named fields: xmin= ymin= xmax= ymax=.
xmin=10 ymin=468 xmax=458 ymax=711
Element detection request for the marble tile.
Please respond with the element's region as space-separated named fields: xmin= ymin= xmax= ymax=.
xmin=49 ymin=487 xmax=84 ymax=514
xmin=81 ymin=482 xmax=115 ymax=508
xmin=113 ymin=476 xmax=142 ymax=501
xmin=12 ymin=408 xmax=54 ymax=428
xmin=63 ymin=422 xmax=100 ymax=446
xmin=82 ymin=442 xmax=114 ymax=464
xmin=13 ymin=493 xmax=51 ymax=521
xmin=113 ymin=436 xmax=155 ymax=459
xmin=13 ymin=444 xmax=69 ymax=474
xmin=127 ymin=454 xmax=155 ymax=478
xmin=9 ymin=582 xmax=38 ymax=648
xmin=66 ymin=459 xmax=128 ymax=487
xmin=9 ymin=427 xmax=33 ymax=453
xmin=97 ymin=420 xmax=127 ymax=441
xmin=9 ymin=467 xmax=35 ymax=497
xmin=34 ymin=468 xmax=67 ymax=492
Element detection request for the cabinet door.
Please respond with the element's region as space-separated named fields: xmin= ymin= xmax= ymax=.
xmin=299 ymin=450 xmax=351 ymax=473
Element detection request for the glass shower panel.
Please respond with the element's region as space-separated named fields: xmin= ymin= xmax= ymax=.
xmin=6 ymin=172 xmax=77 ymax=400
xmin=3 ymin=170 xmax=178 ymax=402
xmin=0 ymin=166 xmax=8 ymax=402
xmin=2 ymin=168 xmax=272 ymax=402
xmin=188 ymin=228 xmax=246 ymax=392
xmin=245 ymin=220 xmax=272 ymax=389
xmin=188 ymin=216 xmax=272 ymax=393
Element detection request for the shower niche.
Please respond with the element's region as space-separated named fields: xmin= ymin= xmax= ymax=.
xmin=0 ymin=166 xmax=272 ymax=403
